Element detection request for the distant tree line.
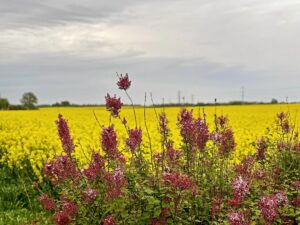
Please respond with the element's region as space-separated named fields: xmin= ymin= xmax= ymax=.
xmin=0 ymin=92 xmax=38 ymax=110
xmin=0 ymin=94 xmax=294 ymax=110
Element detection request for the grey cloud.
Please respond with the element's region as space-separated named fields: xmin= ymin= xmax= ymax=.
xmin=1 ymin=0 xmax=300 ymax=104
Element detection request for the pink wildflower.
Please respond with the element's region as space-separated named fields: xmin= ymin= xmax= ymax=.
xmin=166 ymin=144 xmax=181 ymax=163
xmin=228 ymin=210 xmax=250 ymax=225
xmin=275 ymin=191 xmax=288 ymax=205
xmin=83 ymin=188 xmax=98 ymax=203
xmin=105 ymin=94 xmax=123 ymax=117
xmin=83 ymin=152 xmax=105 ymax=181
xmin=56 ymin=114 xmax=75 ymax=155
xmin=126 ymin=128 xmax=142 ymax=151
xmin=38 ymin=194 xmax=56 ymax=211
xmin=103 ymin=215 xmax=117 ymax=225
xmin=159 ymin=112 xmax=170 ymax=138
xmin=163 ymin=172 xmax=193 ymax=191
xmin=292 ymin=180 xmax=300 ymax=190
xmin=259 ymin=195 xmax=278 ymax=223
xmin=194 ymin=118 xmax=209 ymax=151
xmin=217 ymin=129 xmax=236 ymax=156
xmin=231 ymin=175 xmax=250 ymax=205
xmin=53 ymin=211 xmax=71 ymax=225
xmin=101 ymin=125 xmax=119 ymax=159
xmin=256 ymin=138 xmax=268 ymax=161
xmin=293 ymin=196 xmax=300 ymax=207
xmin=103 ymin=167 xmax=127 ymax=199
xmin=44 ymin=155 xmax=80 ymax=184
xmin=117 ymin=73 xmax=131 ymax=90
xmin=178 ymin=108 xmax=196 ymax=144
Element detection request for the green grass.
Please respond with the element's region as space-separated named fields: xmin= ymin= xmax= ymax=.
xmin=0 ymin=165 xmax=51 ymax=225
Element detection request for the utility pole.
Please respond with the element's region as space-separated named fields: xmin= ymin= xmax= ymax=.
xmin=191 ymin=95 xmax=194 ymax=104
xmin=178 ymin=90 xmax=181 ymax=105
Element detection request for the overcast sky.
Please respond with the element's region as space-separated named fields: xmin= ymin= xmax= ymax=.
xmin=1 ymin=0 xmax=300 ymax=104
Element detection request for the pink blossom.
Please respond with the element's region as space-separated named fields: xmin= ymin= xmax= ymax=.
xmin=259 ymin=195 xmax=278 ymax=223
xmin=292 ymin=180 xmax=300 ymax=190
xmin=38 ymin=194 xmax=56 ymax=211
xmin=214 ymin=128 xmax=235 ymax=156
xmin=166 ymin=144 xmax=181 ymax=163
xmin=83 ymin=188 xmax=98 ymax=203
xmin=178 ymin=108 xmax=196 ymax=144
xmin=293 ymin=196 xmax=300 ymax=207
xmin=56 ymin=114 xmax=75 ymax=155
xmin=101 ymin=125 xmax=119 ymax=159
xmin=83 ymin=152 xmax=105 ymax=181
xmin=62 ymin=200 xmax=79 ymax=216
xmin=163 ymin=172 xmax=193 ymax=191
xmin=228 ymin=210 xmax=250 ymax=225
xmin=103 ymin=167 xmax=127 ymax=199
xmin=231 ymin=175 xmax=250 ymax=205
xmin=215 ymin=115 xmax=228 ymax=129
xmin=126 ymin=128 xmax=142 ymax=151
xmin=117 ymin=73 xmax=131 ymax=90
xmin=53 ymin=211 xmax=71 ymax=225
xmin=194 ymin=118 xmax=209 ymax=151
xmin=256 ymin=138 xmax=268 ymax=160
xmin=235 ymin=156 xmax=254 ymax=177
xmin=105 ymin=94 xmax=123 ymax=117
xmin=103 ymin=215 xmax=117 ymax=225
xmin=159 ymin=112 xmax=169 ymax=137
xmin=44 ymin=155 xmax=80 ymax=184
xmin=275 ymin=191 xmax=288 ymax=205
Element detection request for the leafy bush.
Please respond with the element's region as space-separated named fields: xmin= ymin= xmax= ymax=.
xmin=37 ymin=75 xmax=300 ymax=224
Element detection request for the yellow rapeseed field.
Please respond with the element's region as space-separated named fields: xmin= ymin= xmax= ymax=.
xmin=0 ymin=104 xmax=299 ymax=178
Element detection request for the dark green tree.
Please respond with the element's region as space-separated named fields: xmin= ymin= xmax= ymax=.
xmin=271 ymin=98 xmax=278 ymax=104
xmin=20 ymin=92 xmax=38 ymax=109
xmin=0 ymin=98 xmax=9 ymax=110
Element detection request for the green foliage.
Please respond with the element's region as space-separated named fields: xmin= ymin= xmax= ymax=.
xmin=0 ymin=98 xmax=9 ymax=110
xmin=20 ymin=92 xmax=38 ymax=109
xmin=0 ymin=165 xmax=51 ymax=224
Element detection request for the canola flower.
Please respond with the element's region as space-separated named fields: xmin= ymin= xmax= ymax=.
xmin=0 ymin=103 xmax=300 ymax=179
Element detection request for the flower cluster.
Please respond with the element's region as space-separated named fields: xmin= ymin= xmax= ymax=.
xmin=213 ymin=128 xmax=236 ymax=156
xmin=150 ymin=208 xmax=169 ymax=225
xmin=82 ymin=188 xmax=98 ymax=203
xmin=256 ymin=138 xmax=268 ymax=161
xmin=54 ymin=199 xmax=79 ymax=225
xmin=37 ymin=75 xmax=300 ymax=224
xmin=292 ymin=180 xmax=300 ymax=190
xmin=228 ymin=210 xmax=250 ymax=225
xmin=105 ymin=94 xmax=123 ymax=117
xmin=235 ymin=156 xmax=254 ymax=178
xmin=159 ymin=112 xmax=170 ymax=138
xmin=259 ymin=195 xmax=278 ymax=223
xmin=44 ymin=155 xmax=80 ymax=184
xmin=194 ymin=118 xmax=209 ymax=151
xmin=103 ymin=167 xmax=127 ymax=199
xmin=230 ymin=175 xmax=250 ymax=206
xmin=178 ymin=109 xmax=195 ymax=145
xmin=117 ymin=73 xmax=131 ymax=90
xmin=83 ymin=152 xmax=105 ymax=181
xmin=125 ymin=128 xmax=142 ymax=151
xmin=166 ymin=144 xmax=181 ymax=164
xmin=277 ymin=112 xmax=290 ymax=133
xmin=177 ymin=108 xmax=209 ymax=151
xmin=103 ymin=215 xmax=117 ymax=225
xmin=101 ymin=125 xmax=119 ymax=159
xmin=56 ymin=114 xmax=75 ymax=155
xmin=38 ymin=194 xmax=56 ymax=211
xmin=163 ymin=171 xmax=193 ymax=191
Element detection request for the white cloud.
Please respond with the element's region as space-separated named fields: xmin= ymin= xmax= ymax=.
xmin=1 ymin=0 xmax=300 ymax=104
